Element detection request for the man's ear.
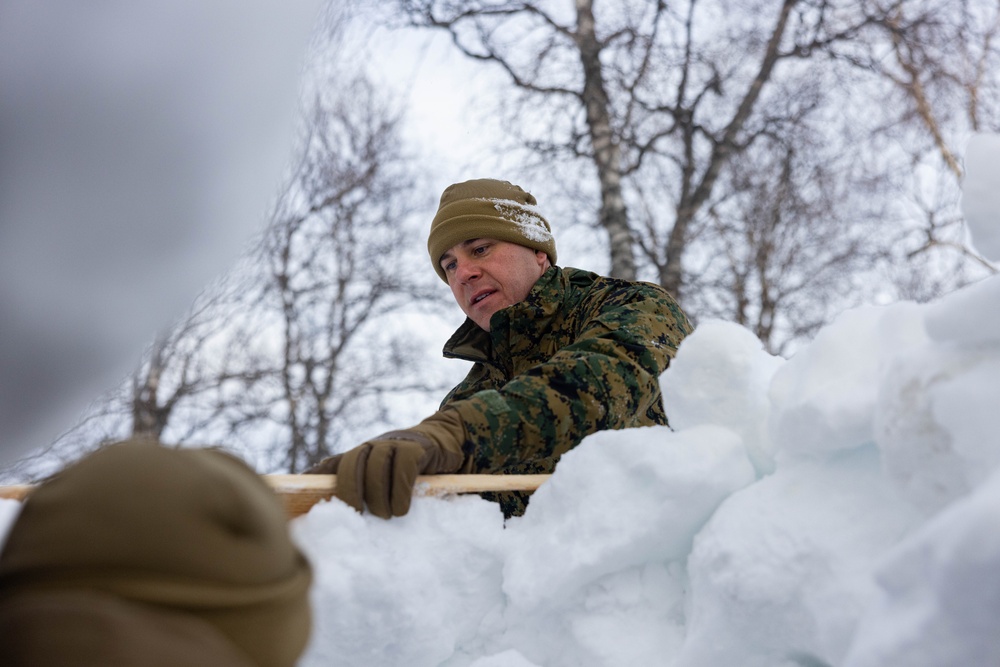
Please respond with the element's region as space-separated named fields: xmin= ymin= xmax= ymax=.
xmin=535 ymin=250 xmax=551 ymax=270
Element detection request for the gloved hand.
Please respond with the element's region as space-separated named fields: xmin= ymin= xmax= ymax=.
xmin=304 ymin=409 xmax=468 ymax=518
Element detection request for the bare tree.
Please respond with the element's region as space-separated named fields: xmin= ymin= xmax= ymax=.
xmin=689 ymin=135 xmax=885 ymax=354
xmin=2 ymin=69 xmax=447 ymax=480
xmin=880 ymin=152 xmax=997 ymax=303
xmin=137 ymin=72 xmax=447 ymax=473
xmin=396 ymin=1 xmax=880 ymax=292
xmin=397 ymin=0 xmax=654 ymax=280
xmin=0 ymin=268 xmax=268 ymax=482
xmin=126 ymin=277 xmax=261 ymax=442
xmin=395 ymin=0 xmax=1000 ymax=347
xmin=250 ymin=74 xmax=443 ymax=471
xmin=839 ymin=1 xmax=1000 ymax=284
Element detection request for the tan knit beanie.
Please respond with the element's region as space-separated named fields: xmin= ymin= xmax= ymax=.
xmin=428 ymin=178 xmax=557 ymax=282
xmin=0 ymin=440 xmax=312 ymax=667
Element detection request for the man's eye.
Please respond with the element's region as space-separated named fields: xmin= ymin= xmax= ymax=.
xmin=443 ymin=260 xmax=456 ymax=272
xmin=473 ymin=245 xmax=488 ymax=255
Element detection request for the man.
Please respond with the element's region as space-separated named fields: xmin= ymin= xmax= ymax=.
xmin=308 ymin=179 xmax=691 ymax=518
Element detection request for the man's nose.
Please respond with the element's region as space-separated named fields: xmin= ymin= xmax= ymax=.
xmin=456 ymin=260 xmax=481 ymax=283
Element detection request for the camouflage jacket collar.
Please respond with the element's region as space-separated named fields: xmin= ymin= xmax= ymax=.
xmin=442 ymin=266 xmax=572 ymax=367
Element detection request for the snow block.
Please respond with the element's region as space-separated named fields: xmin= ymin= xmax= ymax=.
xmin=676 ymin=447 xmax=919 ymax=667
xmin=844 ymin=467 xmax=1000 ymax=666
xmin=503 ymin=424 xmax=754 ymax=610
xmin=293 ymin=495 xmax=507 ymax=667
xmin=769 ymin=303 xmax=928 ymax=458
xmin=661 ymin=319 xmax=784 ymax=476
xmin=876 ymin=277 xmax=1000 ymax=514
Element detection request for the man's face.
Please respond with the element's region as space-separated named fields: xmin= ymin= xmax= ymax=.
xmin=440 ymin=238 xmax=551 ymax=331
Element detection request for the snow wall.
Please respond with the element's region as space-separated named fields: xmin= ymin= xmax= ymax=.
xmin=274 ymin=269 xmax=999 ymax=667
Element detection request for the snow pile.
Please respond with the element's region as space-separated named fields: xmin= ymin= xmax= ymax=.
xmin=287 ymin=267 xmax=995 ymax=667
xmin=1 ymin=273 xmax=998 ymax=666
xmin=295 ymin=270 xmax=1000 ymax=667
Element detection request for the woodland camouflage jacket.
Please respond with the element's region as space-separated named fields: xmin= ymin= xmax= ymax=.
xmin=440 ymin=266 xmax=691 ymax=516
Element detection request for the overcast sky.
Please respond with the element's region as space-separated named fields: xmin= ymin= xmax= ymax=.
xmin=0 ymin=1 xmax=320 ymax=463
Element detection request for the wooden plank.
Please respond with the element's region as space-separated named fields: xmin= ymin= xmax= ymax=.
xmin=0 ymin=474 xmax=550 ymax=519
xmin=0 ymin=485 xmax=32 ymax=502
xmin=266 ymin=474 xmax=550 ymax=517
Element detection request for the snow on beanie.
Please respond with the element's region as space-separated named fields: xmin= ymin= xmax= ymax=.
xmin=0 ymin=440 xmax=312 ymax=667
xmin=428 ymin=178 xmax=557 ymax=282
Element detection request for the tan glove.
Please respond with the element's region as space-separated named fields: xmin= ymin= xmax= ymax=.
xmin=304 ymin=409 xmax=468 ymax=518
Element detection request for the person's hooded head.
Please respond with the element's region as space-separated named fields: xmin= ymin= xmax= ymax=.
xmin=0 ymin=440 xmax=313 ymax=667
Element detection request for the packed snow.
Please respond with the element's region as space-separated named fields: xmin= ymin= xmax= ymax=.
xmin=1 ymin=137 xmax=998 ymax=665
xmin=290 ymin=257 xmax=998 ymax=667
xmin=5 ymin=275 xmax=997 ymax=666
xmin=281 ymin=273 xmax=998 ymax=667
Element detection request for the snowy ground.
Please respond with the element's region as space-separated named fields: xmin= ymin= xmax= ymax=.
xmin=2 ymin=140 xmax=997 ymax=666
